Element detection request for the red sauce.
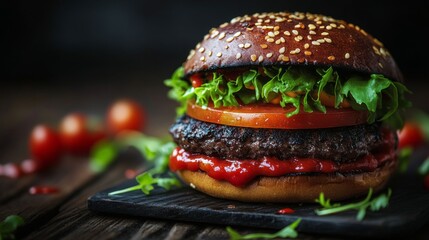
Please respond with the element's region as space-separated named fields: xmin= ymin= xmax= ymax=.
xmin=29 ymin=186 xmax=59 ymax=195
xmin=170 ymin=129 xmax=396 ymax=187
xmin=278 ymin=208 xmax=295 ymax=214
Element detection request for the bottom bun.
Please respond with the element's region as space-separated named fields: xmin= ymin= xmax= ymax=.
xmin=177 ymin=161 xmax=396 ymax=203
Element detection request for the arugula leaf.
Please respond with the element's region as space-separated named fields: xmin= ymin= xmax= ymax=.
xmin=226 ymin=218 xmax=301 ymax=240
xmin=164 ymin=66 xmax=410 ymax=129
xmin=89 ymin=140 xmax=118 ymax=173
xmin=315 ymin=188 xmax=392 ymax=221
xmin=108 ymin=171 xmax=181 ymax=196
xmin=398 ymin=147 xmax=413 ymax=173
xmin=0 ymin=215 xmax=24 ymax=240
xmin=108 ymin=139 xmax=181 ymax=196
xmin=418 ymin=156 xmax=429 ymax=176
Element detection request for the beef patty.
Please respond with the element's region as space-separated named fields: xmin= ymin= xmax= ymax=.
xmin=170 ymin=115 xmax=387 ymax=163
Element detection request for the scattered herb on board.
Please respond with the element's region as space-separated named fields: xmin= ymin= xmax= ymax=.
xmin=315 ymin=188 xmax=392 ymax=221
xmin=0 ymin=215 xmax=24 ymax=240
xmin=226 ymin=218 xmax=301 ymax=240
xmin=106 ymin=133 xmax=181 ymax=196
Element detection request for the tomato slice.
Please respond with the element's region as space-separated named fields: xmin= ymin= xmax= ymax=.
xmin=186 ymin=101 xmax=368 ymax=129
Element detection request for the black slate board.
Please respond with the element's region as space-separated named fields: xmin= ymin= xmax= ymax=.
xmin=88 ymin=157 xmax=429 ymax=238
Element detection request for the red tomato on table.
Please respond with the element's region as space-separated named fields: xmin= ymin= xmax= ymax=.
xmin=59 ymin=113 xmax=106 ymax=156
xmin=398 ymin=122 xmax=425 ymax=149
xmin=106 ymin=99 xmax=146 ymax=134
xmin=29 ymin=125 xmax=62 ymax=169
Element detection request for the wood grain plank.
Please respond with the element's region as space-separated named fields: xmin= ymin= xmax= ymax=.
xmin=22 ymin=151 xmax=144 ymax=240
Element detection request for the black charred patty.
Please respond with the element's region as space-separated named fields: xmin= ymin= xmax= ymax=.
xmin=170 ymin=115 xmax=386 ymax=163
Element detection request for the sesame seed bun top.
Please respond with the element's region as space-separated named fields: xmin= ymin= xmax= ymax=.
xmin=184 ymin=12 xmax=403 ymax=82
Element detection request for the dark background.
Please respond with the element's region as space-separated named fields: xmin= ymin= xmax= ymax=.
xmin=2 ymin=0 xmax=429 ymax=136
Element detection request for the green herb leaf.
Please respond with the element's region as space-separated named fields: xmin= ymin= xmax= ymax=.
xmin=315 ymin=188 xmax=392 ymax=221
xmin=165 ymin=66 xmax=410 ymax=129
xmin=398 ymin=147 xmax=413 ymax=173
xmin=0 ymin=215 xmax=24 ymax=240
xmin=107 ymin=137 xmax=181 ymax=196
xmin=108 ymin=171 xmax=181 ymax=196
xmin=89 ymin=140 xmax=118 ymax=173
xmin=226 ymin=218 xmax=301 ymax=240
xmin=418 ymin=156 xmax=429 ymax=176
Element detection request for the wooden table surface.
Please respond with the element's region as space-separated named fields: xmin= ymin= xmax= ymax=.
xmin=1 ymin=70 xmax=429 ymax=239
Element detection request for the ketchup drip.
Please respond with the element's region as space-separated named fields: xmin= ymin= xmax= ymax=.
xmin=170 ymin=129 xmax=396 ymax=187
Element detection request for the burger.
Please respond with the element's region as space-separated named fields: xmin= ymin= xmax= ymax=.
xmin=164 ymin=12 xmax=410 ymax=202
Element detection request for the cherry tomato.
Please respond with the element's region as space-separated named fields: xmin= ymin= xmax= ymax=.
xmin=186 ymin=101 xmax=368 ymax=129
xmin=59 ymin=113 xmax=106 ymax=156
xmin=30 ymin=125 xmax=62 ymax=169
xmin=398 ymin=122 xmax=424 ymax=149
xmin=106 ymin=99 xmax=145 ymax=134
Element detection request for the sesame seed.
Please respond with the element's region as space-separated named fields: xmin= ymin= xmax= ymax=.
xmin=266 ymin=52 xmax=273 ymax=58
xmin=304 ymin=43 xmax=310 ymax=49
xmin=258 ymin=55 xmax=264 ymax=62
xmin=236 ymin=53 xmax=241 ymax=59
xmin=345 ymin=53 xmax=350 ymax=59
xmin=264 ymin=19 xmax=270 ymax=23
xmin=374 ymin=38 xmax=384 ymax=46
xmin=309 ymin=30 xmax=316 ymax=35
xmin=280 ymin=37 xmax=285 ymax=43
xmin=292 ymin=30 xmax=299 ymax=35
xmin=238 ymin=44 xmax=244 ymax=48
xmin=294 ymin=24 xmax=301 ymax=28
xmin=220 ymin=22 xmax=228 ymax=28
xmin=196 ymin=43 xmax=201 ymax=49
xmin=234 ymin=31 xmax=241 ymax=37
xmin=321 ymin=32 xmax=329 ymax=36
xmin=257 ymin=19 xmax=263 ymax=23
xmin=244 ymin=43 xmax=251 ymax=49
xmin=274 ymin=31 xmax=280 ymax=36
xmin=284 ymin=31 xmax=291 ymax=36
xmin=378 ymin=62 xmax=384 ymax=68
xmin=216 ymin=52 xmax=222 ymax=57
xmin=339 ymin=24 xmax=345 ymax=29
xmin=330 ymin=23 xmax=337 ymax=28
xmin=282 ymin=55 xmax=290 ymax=61
xmin=226 ymin=37 xmax=234 ymax=42
xmin=204 ymin=34 xmax=209 ymax=40
xmin=200 ymin=56 xmax=206 ymax=61
xmin=208 ymin=51 xmax=212 ymax=56
xmin=319 ymin=25 xmax=325 ymax=29
xmin=307 ymin=35 xmax=312 ymax=40
xmin=316 ymin=20 xmax=322 ymax=25
xmin=210 ymin=30 xmax=219 ymax=38
xmin=317 ymin=39 xmax=325 ymax=43
xmin=268 ymin=31 xmax=275 ymax=37
xmin=279 ymin=47 xmax=285 ymax=53
xmin=274 ymin=26 xmax=280 ymax=31
xmin=328 ymin=55 xmax=335 ymax=61
xmin=275 ymin=18 xmax=285 ymax=23
xmin=311 ymin=41 xmax=320 ymax=45
xmin=290 ymin=48 xmax=300 ymax=54
xmin=324 ymin=38 xmax=332 ymax=43
xmin=218 ymin=32 xmax=226 ymax=40
xmin=198 ymin=47 xmax=205 ymax=53
xmin=260 ymin=44 xmax=268 ymax=49
xmin=275 ymin=39 xmax=281 ymax=44
xmin=294 ymin=36 xmax=303 ymax=42
xmin=251 ymin=54 xmax=257 ymax=62
xmin=304 ymin=50 xmax=312 ymax=56
xmin=308 ymin=24 xmax=316 ymax=30
xmin=225 ymin=45 xmax=229 ymax=49
xmin=267 ymin=38 xmax=274 ymax=43
xmin=380 ymin=48 xmax=387 ymax=56
xmin=326 ymin=25 xmax=332 ymax=30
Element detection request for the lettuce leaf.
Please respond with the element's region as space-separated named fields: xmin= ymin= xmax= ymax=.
xmin=164 ymin=66 xmax=410 ymax=129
